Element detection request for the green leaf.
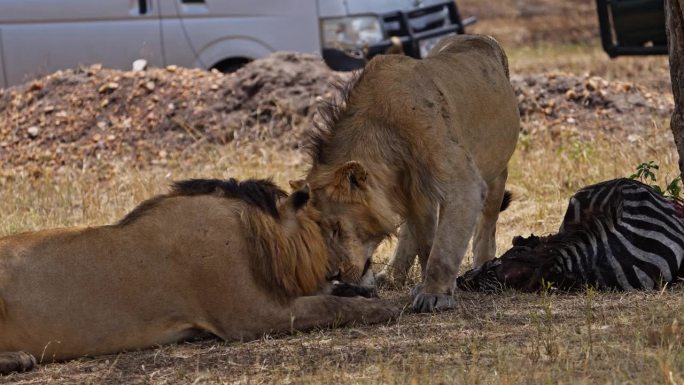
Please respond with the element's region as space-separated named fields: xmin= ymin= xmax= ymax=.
xmin=666 ymin=178 xmax=682 ymax=198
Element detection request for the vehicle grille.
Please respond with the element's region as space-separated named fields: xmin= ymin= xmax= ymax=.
xmin=382 ymin=3 xmax=454 ymax=38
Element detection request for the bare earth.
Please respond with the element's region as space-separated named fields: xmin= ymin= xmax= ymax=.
xmin=1 ymin=0 xmax=683 ymax=383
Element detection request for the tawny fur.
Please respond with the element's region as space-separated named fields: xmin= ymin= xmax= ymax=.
xmin=305 ymin=34 xmax=520 ymax=312
xmin=0 ymin=179 xmax=397 ymax=374
xmin=0 ymin=297 xmax=6 ymax=324
xmin=242 ymin=200 xmax=329 ymax=299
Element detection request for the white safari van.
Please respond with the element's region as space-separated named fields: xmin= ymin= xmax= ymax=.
xmin=0 ymin=0 xmax=474 ymax=87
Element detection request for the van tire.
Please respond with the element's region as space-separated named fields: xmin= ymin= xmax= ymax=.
xmin=211 ymin=58 xmax=251 ymax=73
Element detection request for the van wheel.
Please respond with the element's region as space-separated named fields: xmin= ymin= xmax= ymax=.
xmin=211 ymin=58 xmax=251 ymax=73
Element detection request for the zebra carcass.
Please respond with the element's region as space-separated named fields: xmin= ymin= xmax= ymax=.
xmin=457 ymin=178 xmax=684 ymax=293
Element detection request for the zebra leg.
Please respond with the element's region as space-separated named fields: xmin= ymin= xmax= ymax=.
xmin=472 ymin=168 xmax=508 ymax=267
xmin=0 ymin=351 xmax=36 ymax=375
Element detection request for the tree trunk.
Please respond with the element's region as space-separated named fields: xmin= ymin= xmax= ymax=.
xmin=666 ymin=0 xmax=684 ymax=180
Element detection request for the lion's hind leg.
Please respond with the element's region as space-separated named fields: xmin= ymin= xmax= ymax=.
xmin=472 ymin=168 xmax=509 ymax=268
xmin=0 ymin=351 xmax=36 ymax=375
xmin=376 ymin=224 xmax=419 ymax=288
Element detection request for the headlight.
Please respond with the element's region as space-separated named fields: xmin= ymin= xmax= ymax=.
xmin=321 ymin=16 xmax=384 ymax=50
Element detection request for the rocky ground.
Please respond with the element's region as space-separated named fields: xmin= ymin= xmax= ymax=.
xmin=0 ymin=53 xmax=672 ymax=178
xmin=0 ymin=53 xmax=345 ymax=177
xmin=513 ymin=72 xmax=672 ymax=138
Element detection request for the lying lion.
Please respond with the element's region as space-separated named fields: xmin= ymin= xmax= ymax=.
xmin=305 ymin=34 xmax=520 ymax=312
xmin=0 ymin=178 xmax=398 ymax=375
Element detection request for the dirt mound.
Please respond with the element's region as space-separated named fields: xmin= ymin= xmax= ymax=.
xmin=512 ymin=73 xmax=673 ymax=138
xmin=0 ymin=53 xmax=673 ymax=177
xmin=0 ymin=53 xmax=346 ymax=177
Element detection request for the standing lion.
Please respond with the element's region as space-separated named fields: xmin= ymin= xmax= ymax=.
xmin=0 ymin=178 xmax=397 ymax=374
xmin=305 ymin=35 xmax=520 ymax=312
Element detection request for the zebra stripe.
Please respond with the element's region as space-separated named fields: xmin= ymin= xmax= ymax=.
xmin=619 ymin=217 xmax=684 ymax=264
xmin=633 ymin=265 xmax=655 ymax=289
xmin=557 ymin=178 xmax=684 ymax=290
xmin=609 ymin=221 xmax=673 ymax=281
xmin=593 ymin=217 xmax=634 ymax=289
xmin=458 ymin=178 xmax=684 ymax=293
xmin=622 ymin=209 xmax=684 ymax=244
xmin=623 ymin=200 xmax=684 ymax=235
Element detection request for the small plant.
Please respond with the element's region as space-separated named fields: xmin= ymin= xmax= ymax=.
xmin=630 ymin=161 xmax=659 ymax=182
xmin=583 ymin=286 xmax=596 ymax=360
xmin=518 ymin=132 xmax=531 ymax=152
xmin=568 ymin=137 xmax=595 ymax=162
xmin=665 ymin=178 xmax=682 ymax=199
xmin=629 ymin=161 xmax=682 ymax=199
xmin=528 ymin=280 xmax=559 ymax=363
xmin=557 ymin=136 xmax=595 ymax=163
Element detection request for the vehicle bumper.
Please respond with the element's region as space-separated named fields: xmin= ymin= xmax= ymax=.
xmin=322 ymin=0 xmax=476 ymax=71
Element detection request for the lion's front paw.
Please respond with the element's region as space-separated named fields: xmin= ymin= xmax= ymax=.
xmin=410 ymin=288 xmax=455 ymax=313
xmin=330 ymin=282 xmax=378 ymax=298
xmin=362 ymin=299 xmax=404 ymax=323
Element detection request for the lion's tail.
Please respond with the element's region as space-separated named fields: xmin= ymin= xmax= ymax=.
xmin=500 ymin=190 xmax=513 ymax=212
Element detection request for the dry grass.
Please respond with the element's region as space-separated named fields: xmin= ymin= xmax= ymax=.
xmin=460 ymin=0 xmax=599 ymax=47
xmin=2 ymin=1 xmax=684 ymax=382
xmin=1 ymin=115 xmax=682 ymax=384
xmin=508 ymin=44 xmax=672 ymax=94
xmin=461 ymin=0 xmax=672 ymax=92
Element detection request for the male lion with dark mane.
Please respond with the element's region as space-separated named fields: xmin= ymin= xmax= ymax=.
xmin=0 ymin=178 xmax=397 ymax=375
xmin=305 ymin=34 xmax=520 ymax=312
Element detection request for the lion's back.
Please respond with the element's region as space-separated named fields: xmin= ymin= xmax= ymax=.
xmin=355 ymin=35 xmax=519 ymax=181
xmin=428 ymin=35 xmax=519 ymax=177
xmin=0 ymin=195 xmax=258 ymax=358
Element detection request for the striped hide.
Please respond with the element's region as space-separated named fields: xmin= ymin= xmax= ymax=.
xmin=457 ymin=178 xmax=684 ymax=292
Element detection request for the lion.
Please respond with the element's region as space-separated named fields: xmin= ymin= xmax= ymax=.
xmin=304 ymin=34 xmax=520 ymax=312
xmin=0 ymin=178 xmax=398 ymax=375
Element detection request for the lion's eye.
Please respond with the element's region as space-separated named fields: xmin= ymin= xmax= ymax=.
xmin=355 ymin=229 xmax=370 ymax=241
xmin=326 ymin=269 xmax=342 ymax=281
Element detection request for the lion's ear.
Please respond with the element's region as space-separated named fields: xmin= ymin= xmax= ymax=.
xmin=278 ymin=184 xmax=311 ymax=222
xmin=333 ymin=161 xmax=368 ymax=193
xmin=291 ymin=184 xmax=311 ymax=210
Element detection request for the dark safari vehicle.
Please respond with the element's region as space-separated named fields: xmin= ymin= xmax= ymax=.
xmin=596 ymin=0 xmax=667 ymax=56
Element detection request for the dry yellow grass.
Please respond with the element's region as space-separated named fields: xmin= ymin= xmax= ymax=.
xmin=1 ymin=105 xmax=682 ymax=384
xmin=1 ymin=7 xmax=684 ymax=382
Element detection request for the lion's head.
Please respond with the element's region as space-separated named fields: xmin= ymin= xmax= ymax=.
xmin=244 ymin=177 xmax=389 ymax=298
xmin=295 ymin=161 xmax=400 ymax=287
